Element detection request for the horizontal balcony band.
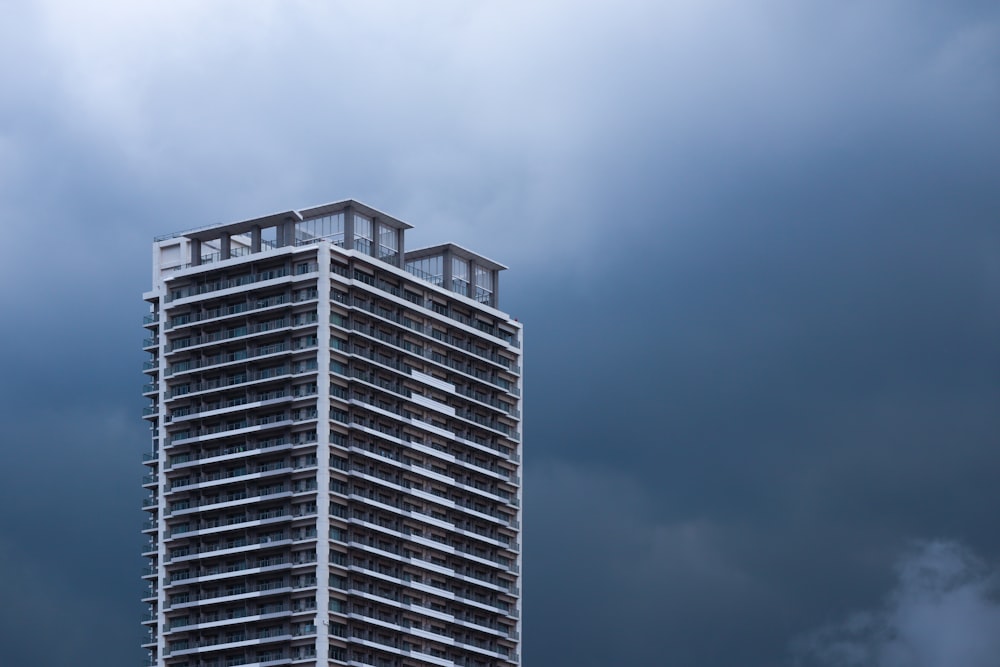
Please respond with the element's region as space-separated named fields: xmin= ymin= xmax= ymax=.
xmin=350 ymin=468 xmax=517 ymax=551
xmin=346 ymin=468 xmax=515 ymax=532
xmin=347 ymin=505 xmax=518 ymax=561
xmin=166 ymin=366 xmax=318 ymax=402
xmin=167 ymin=489 xmax=294 ymax=517
xmin=346 ymin=478 xmax=506 ymax=544
xmin=166 ymin=610 xmax=288 ymax=634
xmin=346 ymin=430 xmax=518 ymax=501
xmin=348 ymin=607 xmax=516 ymax=647
xmin=168 ymin=537 xmax=294 ymax=563
xmin=167 ymin=585 xmax=297 ymax=610
xmin=342 ymin=322 xmax=518 ymax=403
xmin=166 ymin=630 xmax=294 ymax=656
xmin=346 ymin=532 xmax=517 ymax=595
xmin=166 ymin=343 xmax=317 ymax=379
xmin=344 ymin=297 xmax=518 ymax=374
xmin=165 ymin=605 xmax=315 ymax=634
xmin=345 ymin=356 xmax=518 ymax=431
xmin=166 ymin=464 xmax=302 ymax=493
xmin=348 ymin=611 xmax=515 ymax=660
xmin=165 ymin=561 xmax=294 ymax=587
xmin=164 ymin=263 xmax=317 ymax=304
xmin=346 ymin=627 xmax=515 ymax=667
xmin=167 ymin=416 xmax=300 ymax=446
xmin=346 ymin=528 xmax=515 ymax=580
xmin=166 ymin=511 xmax=315 ymax=540
xmin=342 ymin=382 xmax=517 ymax=456
xmin=335 ymin=269 xmax=520 ymax=352
xmin=165 ymin=294 xmax=318 ymax=333
xmin=166 ymin=318 xmax=318 ymax=356
xmin=167 ymin=436 xmax=315 ymax=470
xmin=169 ymin=391 xmax=316 ymax=424
xmin=346 ymin=424 xmax=519 ymax=505
xmin=346 ymin=395 xmax=518 ymax=465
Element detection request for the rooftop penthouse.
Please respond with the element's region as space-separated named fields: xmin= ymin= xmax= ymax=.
xmin=153 ymin=199 xmax=506 ymax=308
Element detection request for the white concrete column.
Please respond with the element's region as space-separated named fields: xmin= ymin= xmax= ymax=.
xmin=314 ymin=242 xmax=332 ymax=663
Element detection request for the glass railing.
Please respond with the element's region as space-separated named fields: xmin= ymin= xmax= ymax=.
xmin=166 ymin=294 xmax=297 ymax=331
xmin=345 ymin=318 xmax=518 ymax=400
xmin=347 ymin=295 xmax=518 ymax=371
xmin=166 ymin=265 xmax=317 ymax=303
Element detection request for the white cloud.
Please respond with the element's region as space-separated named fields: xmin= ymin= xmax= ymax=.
xmin=792 ymin=541 xmax=1000 ymax=667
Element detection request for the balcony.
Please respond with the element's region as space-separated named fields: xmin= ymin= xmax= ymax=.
xmin=168 ymin=534 xmax=294 ymax=564
xmin=167 ymin=486 xmax=293 ymax=517
xmin=341 ymin=266 xmax=520 ymax=349
xmin=165 ymin=292 xmax=303 ymax=331
xmin=166 ymin=433 xmax=314 ymax=470
xmin=166 ymin=462 xmax=298 ymax=494
xmin=166 ymin=341 xmax=315 ymax=379
xmin=164 ymin=265 xmax=307 ymax=303
xmin=345 ymin=319 xmax=518 ymax=399
xmin=167 ymin=579 xmax=298 ymax=611
xmin=166 ymin=412 xmax=294 ymax=446
xmin=166 ymin=362 xmax=317 ymax=402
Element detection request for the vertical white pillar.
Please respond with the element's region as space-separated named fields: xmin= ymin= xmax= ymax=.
xmin=315 ymin=242 xmax=332 ymax=663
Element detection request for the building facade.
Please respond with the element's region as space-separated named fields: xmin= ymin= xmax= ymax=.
xmin=141 ymin=201 xmax=522 ymax=667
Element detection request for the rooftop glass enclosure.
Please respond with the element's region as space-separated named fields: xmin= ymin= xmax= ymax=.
xmin=156 ymin=199 xmax=506 ymax=308
xmin=404 ymin=243 xmax=504 ymax=308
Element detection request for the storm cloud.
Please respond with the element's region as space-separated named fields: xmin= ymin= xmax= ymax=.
xmin=1 ymin=0 xmax=1000 ymax=665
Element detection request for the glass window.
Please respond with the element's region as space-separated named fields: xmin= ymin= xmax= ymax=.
xmin=452 ymin=257 xmax=470 ymax=295
xmin=354 ymin=214 xmax=373 ymax=254
xmin=296 ymin=214 xmax=344 ymax=246
xmin=378 ymin=224 xmax=398 ymax=261
xmin=405 ymin=255 xmax=444 ymax=286
xmin=474 ymin=266 xmax=494 ymax=304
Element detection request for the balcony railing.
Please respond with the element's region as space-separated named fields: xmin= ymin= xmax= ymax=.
xmin=165 ymin=265 xmax=316 ymax=303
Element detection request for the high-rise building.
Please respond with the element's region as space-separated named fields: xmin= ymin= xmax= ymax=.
xmin=141 ymin=200 xmax=522 ymax=667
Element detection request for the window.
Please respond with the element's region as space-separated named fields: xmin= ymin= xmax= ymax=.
xmin=296 ymin=213 xmax=344 ymax=246
xmin=474 ymin=265 xmax=494 ymax=304
xmin=405 ymin=255 xmax=444 ymax=286
xmin=379 ymin=224 xmax=399 ymax=261
xmin=452 ymin=256 xmax=470 ymax=295
xmin=354 ymin=213 xmax=373 ymax=254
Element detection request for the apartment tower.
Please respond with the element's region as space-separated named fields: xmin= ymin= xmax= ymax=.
xmin=141 ymin=201 xmax=522 ymax=667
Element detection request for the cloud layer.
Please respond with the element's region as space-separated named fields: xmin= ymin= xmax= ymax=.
xmin=1 ymin=0 xmax=1000 ymax=665
xmin=793 ymin=542 xmax=1000 ymax=667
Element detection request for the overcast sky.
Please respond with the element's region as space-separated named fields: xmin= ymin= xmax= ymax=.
xmin=2 ymin=1 xmax=1000 ymax=666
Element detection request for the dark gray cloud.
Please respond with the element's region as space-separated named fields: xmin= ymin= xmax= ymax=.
xmin=1 ymin=0 xmax=999 ymax=665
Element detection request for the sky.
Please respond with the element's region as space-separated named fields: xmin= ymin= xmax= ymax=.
xmin=1 ymin=0 xmax=1000 ymax=665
